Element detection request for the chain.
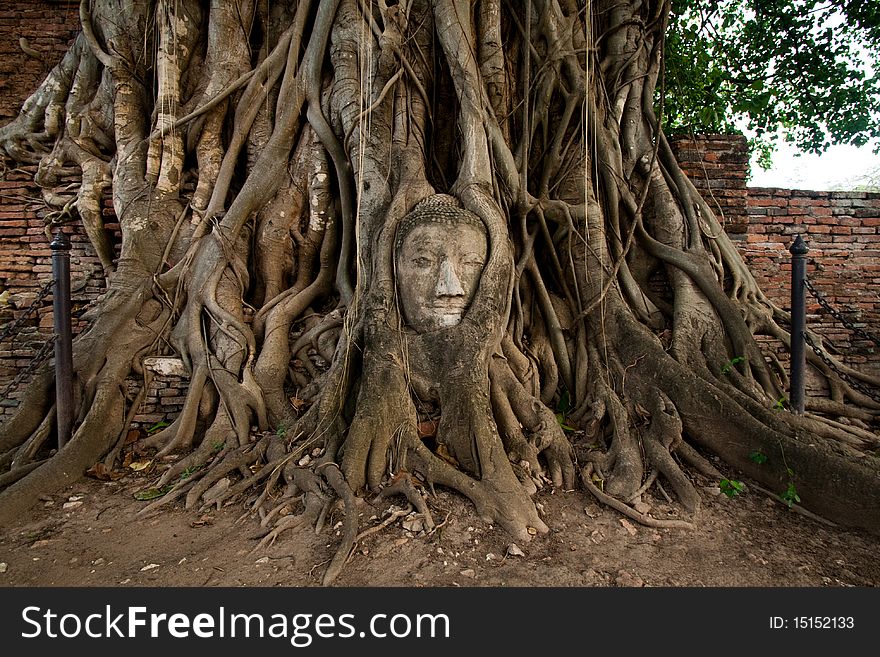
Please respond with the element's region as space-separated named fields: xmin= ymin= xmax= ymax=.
xmin=0 ymin=278 xmax=55 ymax=343
xmin=803 ymin=331 xmax=880 ymax=402
xmin=804 ymin=278 xmax=880 ymax=346
xmin=0 ymin=334 xmax=56 ymax=400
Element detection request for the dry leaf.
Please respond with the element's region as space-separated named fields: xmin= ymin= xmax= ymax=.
xmin=435 ymin=443 xmax=459 ymax=467
xmin=418 ymin=419 xmax=439 ymax=439
xmin=506 ymin=543 xmax=525 ymax=557
xmin=85 ymin=462 xmax=124 ymax=481
xmin=619 ymin=518 xmax=638 ymax=536
xmin=128 ymin=460 xmax=153 ymax=472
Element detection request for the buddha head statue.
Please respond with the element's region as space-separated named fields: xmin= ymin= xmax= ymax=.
xmin=394 ymin=194 xmax=488 ymax=332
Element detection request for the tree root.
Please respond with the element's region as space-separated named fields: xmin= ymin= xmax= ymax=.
xmin=315 ymin=461 xmax=359 ymax=586
xmin=581 ymin=464 xmax=696 ymax=531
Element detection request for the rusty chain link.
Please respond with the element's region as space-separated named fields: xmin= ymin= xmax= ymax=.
xmin=803 ymin=331 xmax=880 ymax=403
xmin=0 ymin=277 xmax=59 ymax=402
xmin=0 ymin=334 xmax=55 ymax=400
xmin=804 ymin=278 xmax=880 ymax=346
xmin=0 ymin=278 xmax=55 ymax=343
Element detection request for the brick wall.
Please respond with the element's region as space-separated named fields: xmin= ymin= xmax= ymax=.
xmin=668 ymin=134 xmax=750 ymax=234
xmin=671 ymin=135 xmax=880 ymax=386
xmin=0 ymin=1 xmax=186 ymax=423
xmin=0 ymin=0 xmax=80 ymax=122
xmin=742 ymin=188 xmax=880 ymax=380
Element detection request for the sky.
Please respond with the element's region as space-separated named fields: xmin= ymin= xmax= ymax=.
xmin=748 ymin=142 xmax=880 ymax=191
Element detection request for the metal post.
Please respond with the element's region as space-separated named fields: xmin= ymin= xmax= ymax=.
xmin=50 ymin=230 xmax=73 ymax=450
xmin=789 ymin=235 xmax=808 ymax=414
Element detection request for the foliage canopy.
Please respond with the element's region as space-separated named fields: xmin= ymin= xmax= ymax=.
xmin=665 ymin=0 xmax=880 ymax=167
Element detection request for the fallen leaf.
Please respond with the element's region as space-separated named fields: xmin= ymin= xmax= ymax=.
xmin=505 ymin=543 xmax=525 ymax=557
xmin=133 ymin=486 xmax=172 ymax=501
xmin=86 ymin=463 xmax=110 ymax=480
xmin=191 ymin=514 xmax=215 ymax=527
xmin=527 ymin=526 xmax=538 ymax=536
xmin=418 ymin=419 xmax=439 ymax=439
xmin=140 ymin=563 xmax=160 ymax=572
xmin=619 ymin=518 xmax=638 ymax=536
xmin=128 ymin=460 xmax=153 ymax=472
xmin=0 ymin=563 xmax=7 ymax=573
xmin=434 ymin=443 xmax=459 ymax=467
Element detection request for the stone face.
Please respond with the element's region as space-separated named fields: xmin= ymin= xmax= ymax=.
xmin=394 ymin=196 xmax=487 ymax=333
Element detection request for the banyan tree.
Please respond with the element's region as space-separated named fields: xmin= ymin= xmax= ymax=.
xmin=0 ymin=0 xmax=877 ymax=584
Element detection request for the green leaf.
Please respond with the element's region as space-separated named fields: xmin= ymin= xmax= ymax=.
xmin=719 ymin=478 xmax=745 ymax=498
xmin=720 ymin=356 xmax=745 ymax=375
xmin=555 ymin=413 xmax=575 ymax=432
xmin=146 ymin=420 xmax=170 ymax=435
xmin=780 ymin=482 xmax=801 ymax=508
xmin=180 ymin=466 xmax=199 ymax=480
xmin=557 ymin=389 xmax=572 ymax=415
xmin=749 ymin=450 xmax=768 ymax=465
xmin=134 ymin=485 xmax=172 ymax=501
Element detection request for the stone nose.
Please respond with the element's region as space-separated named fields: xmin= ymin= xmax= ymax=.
xmin=435 ymin=258 xmax=465 ymax=297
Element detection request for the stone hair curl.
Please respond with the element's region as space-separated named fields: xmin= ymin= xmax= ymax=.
xmin=394 ymin=194 xmax=487 ymax=251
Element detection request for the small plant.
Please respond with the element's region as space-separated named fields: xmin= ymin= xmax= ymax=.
xmin=720 ymin=356 xmax=745 ymax=375
xmin=749 ymin=449 xmax=768 ymax=465
xmin=134 ymin=485 xmax=173 ymax=501
xmin=779 ymin=466 xmax=801 ymax=507
xmin=780 ymin=482 xmax=801 ymax=507
xmin=275 ymin=424 xmax=287 ymax=438
xmin=555 ymin=413 xmax=575 ymax=432
xmin=146 ymin=420 xmax=170 ymax=435
xmin=719 ymin=478 xmax=745 ymax=498
xmin=555 ymin=389 xmax=575 ymax=432
xmin=212 ymin=440 xmax=225 ymax=453
xmin=773 ymin=397 xmax=787 ymax=410
xmin=180 ymin=465 xmax=199 ymax=480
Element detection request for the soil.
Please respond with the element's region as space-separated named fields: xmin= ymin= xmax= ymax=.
xmin=1 ymin=463 xmax=877 ymax=588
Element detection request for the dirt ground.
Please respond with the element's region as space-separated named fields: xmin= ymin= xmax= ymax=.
xmin=1 ymin=459 xmax=877 ymax=589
